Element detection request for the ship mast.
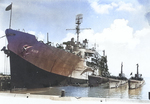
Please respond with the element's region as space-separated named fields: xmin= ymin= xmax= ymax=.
xmin=76 ymin=14 xmax=82 ymax=45
xmin=47 ymin=33 xmax=49 ymax=43
xmin=137 ymin=63 xmax=139 ymax=75
xmin=46 ymin=32 xmax=51 ymax=45
xmin=121 ymin=62 xmax=123 ymax=75
xmin=66 ymin=14 xmax=91 ymax=46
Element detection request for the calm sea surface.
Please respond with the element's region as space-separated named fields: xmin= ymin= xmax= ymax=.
xmin=12 ymin=77 xmax=150 ymax=100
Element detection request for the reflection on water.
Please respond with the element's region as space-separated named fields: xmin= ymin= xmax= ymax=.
xmin=87 ymin=83 xmax=128 ymax=98
xmin=11 ymin=77 xmax=150 ymax=100
xmin=108 ymin=83 xmax=128 ymax=99
xmin=128 ymin=87 xmax=142 ymax=99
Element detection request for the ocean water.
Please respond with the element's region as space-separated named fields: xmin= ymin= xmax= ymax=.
xmin=11 ymin=77 xmax=150 ymax=100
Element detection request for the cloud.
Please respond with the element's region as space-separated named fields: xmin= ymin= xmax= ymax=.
xmin=100 ymin=19 xmax=133 ymax=43
xmin=137 ymin=0 xmax=150 ymax=9
xmin=145 ymin=12 xmax=150 ymax=25
xmin=116 ymin=1 xmax=136 ymax=12
xmin=137 ymin=0 xmax=150 ymax=26
xmin=60 ymin=32 xmax=76 ymax=43
xmin=27 ymin=30 xmax=46 ymax=42
xmin=63 ymin=19 xmax=150 ymax=50
xmin=83 ymin=19 xmax=134 ymax=46
xmin=28 ymin=31 xmax=36 ymax=35
xmin=31 ymin=31 xmax=46 ymax=42
xmin=90 ymin=1 xmax=116 ymax=14
xmin=89 ymin=1 xmax=141 ymax=14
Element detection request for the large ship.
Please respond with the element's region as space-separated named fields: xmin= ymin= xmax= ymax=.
xmin=1 ymin=14 xmax=109 ymax=89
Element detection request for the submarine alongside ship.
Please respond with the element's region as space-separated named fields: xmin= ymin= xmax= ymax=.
xmin=128 ymin=64 xmax=145 ymax=89
xmin=88 ymin=62 xmax=128 ymax=88
xmin=88 ymin=62 xmax=144 ymax=89
xmin=107 ymin=62 xmax=128 ymax=89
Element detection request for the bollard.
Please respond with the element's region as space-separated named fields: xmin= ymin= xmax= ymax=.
xmin=149 ymin=92 xmax=150 ymax=100
xmin=61 ymin=89 xmax=65 ymax=97
xmin=26 ymin=93 xmax=30 ymax=98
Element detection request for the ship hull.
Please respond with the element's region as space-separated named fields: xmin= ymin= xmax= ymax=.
xmin=88 ymin=75 xmax=128 ymax=88
xmin=88 ymin=75 xmax=109 ymax=87
xmin=5 ymin=29 xmax=89 ymax=89
xmin=108 ymin=78 xmax=128 ymax=89
xmin=10 ymin=51 xmax=68 ymax=89
xmin=128 ymin=79 xmax=145 ymax=89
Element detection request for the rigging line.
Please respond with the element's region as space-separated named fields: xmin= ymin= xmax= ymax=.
xmin=4 ymin=38 xmax=6 ymax=75
xmin=4 ymin=54 xmax=8 ymax=75
xmin=5 ymin=55 xmax=8 ymax=75
xmin=4 ymin=36 xmax=8 ymax=75
xmin=0 ymin=35 xmax=6 ymax=39
xmin=4 ymin=53 xmax=5 ymax=75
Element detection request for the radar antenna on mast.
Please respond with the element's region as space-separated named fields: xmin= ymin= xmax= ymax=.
xmin=76 ymin=14 xmax=82 ymax=44
xmin=66 ymin=14 xmax=91 ymax=46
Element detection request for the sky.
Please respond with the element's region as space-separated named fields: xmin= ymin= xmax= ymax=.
xmin=0 ymin=0 xmax=150 ymax=77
